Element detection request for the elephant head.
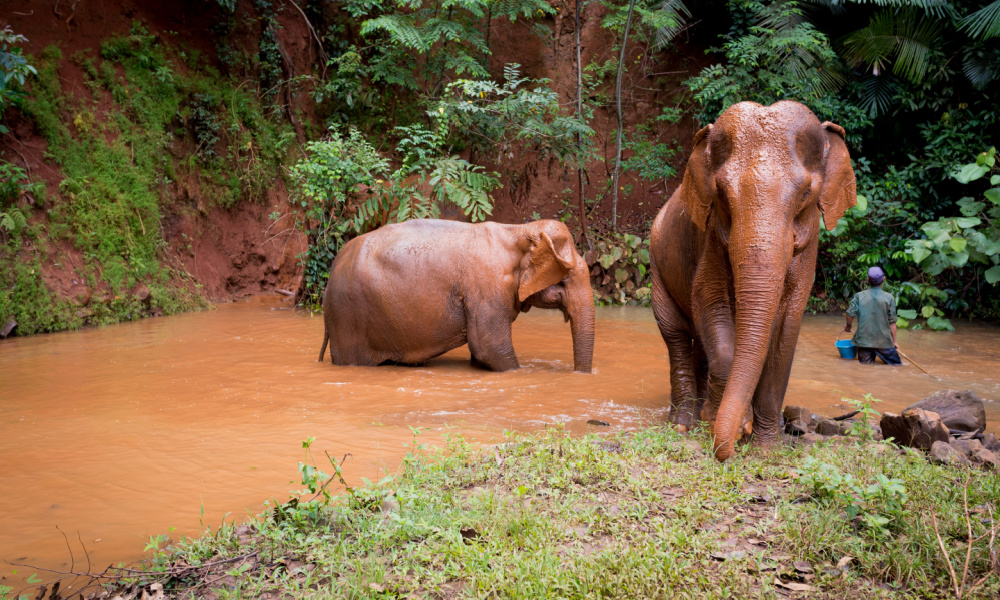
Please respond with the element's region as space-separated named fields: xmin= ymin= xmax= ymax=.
xmin=679 ymin=101 xmax=856 ymax=460
xmin=516 ymin=221 xmax=596 ymax=373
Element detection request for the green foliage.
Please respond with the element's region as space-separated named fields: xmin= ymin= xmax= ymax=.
xmin=588 ymin=231 xmax=652 ymax=305
xmin=0 ymin=246 xmax=81 ymax=335
xmin=843 ymin=393 xmax=882 ymax=442
xmin=902 ymin=146 xmax=1000 ymax=329
xmin=0 ymin=26 xmax=37 ymax=133
xmin=0 ymin=161 xmax=34 ymax=242
xmin=437 ymin=64 xmax=596 ymax=167
xmin=621 ymin=106 xmax=684 ymax=184
xmin=685 ymin=1 xmax=843 ymax=124
xmin=795 ymin=455 xmax=908 ymax=537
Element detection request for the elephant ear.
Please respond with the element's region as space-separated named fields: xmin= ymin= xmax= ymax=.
xmin=518 ymin=231 xmax=574 ymax=302
xmin=818 ymin=122 xmax=857 ymax=231
xmin=678 ymin=124 xmax=715 ymax=231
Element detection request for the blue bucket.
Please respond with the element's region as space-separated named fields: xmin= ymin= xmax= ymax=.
xmin=835 ymin=335 xmax=857 ymax=360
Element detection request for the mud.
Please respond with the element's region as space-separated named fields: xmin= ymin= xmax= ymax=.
xmin=0 ymin=298 xmax=996 ymax=584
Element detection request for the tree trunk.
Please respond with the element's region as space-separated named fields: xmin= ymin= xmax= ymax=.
xmin=575 ymin=0 xmax=590 ymax=249
xmin=611 ymin=0 xmax=637 ymax=233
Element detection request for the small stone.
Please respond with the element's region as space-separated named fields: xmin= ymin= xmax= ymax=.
xmin=782 ymin=405 xmax=812 ymax=424
xmin=949 ymin=438 xmax=984 ymax=457
xmin=784 ymin=419 xmax=809 ymax=436
xmin=682 ymin=439 xmax=704 ymax=454
xmin=929 ymin=441 xmax=971 ymax=466
xmin=815 ymin=419 xmax=850 ymax=436
xmin=982 ymin=433 xmax=1000 ymax=452
xmin=380 ymin=496 xmax=399 ymax=514
xmin=586 ymin=419 xmax=610 ymax=427
xmin=971 ymin=447 xmax=1000 ymax=470
xmin=798 ymin=432 xmax=827 ymax=446
xmin=0 ymin=317 xmax=16 ymax=339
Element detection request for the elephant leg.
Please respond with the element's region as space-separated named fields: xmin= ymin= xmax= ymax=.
xmin=697 ymin=306 xmax=735 ymax=427
xmin=693 ymin=339 xmax=709 ymax=405
xmin=651 ymin=275 xmax=700 ymax=429
xmin=467 ymin=310 xmax=519 ymax=371
xmin=751 ymin=310 xmax=804 ymax=446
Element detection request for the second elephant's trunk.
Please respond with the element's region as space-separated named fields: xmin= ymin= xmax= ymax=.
xmin=568 ymin=268 xmax=595 ymax=373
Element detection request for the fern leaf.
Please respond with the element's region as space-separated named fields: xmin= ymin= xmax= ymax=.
xmin=361 ymin=15 xmax=427 ymax=51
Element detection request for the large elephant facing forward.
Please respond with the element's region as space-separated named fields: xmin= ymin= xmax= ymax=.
xmin=650 ymin=101 xmax=856 ymax=461
xmin=319 ymin=219 xmax=595 ymax=373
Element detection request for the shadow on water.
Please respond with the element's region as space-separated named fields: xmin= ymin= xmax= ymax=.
xmin=0 ymin=296 xmax=995 ymax=582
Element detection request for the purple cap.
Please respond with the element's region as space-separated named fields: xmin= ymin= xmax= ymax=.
xmin=868 ymin=266 xmax=885 ymax=284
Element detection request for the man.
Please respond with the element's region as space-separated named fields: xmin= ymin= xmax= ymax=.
xmin=844 ymin=266 xmax=901 ymax=365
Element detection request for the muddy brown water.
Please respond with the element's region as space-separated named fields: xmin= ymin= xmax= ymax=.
xmin=1 ymin=297 xmax=997 ymax=585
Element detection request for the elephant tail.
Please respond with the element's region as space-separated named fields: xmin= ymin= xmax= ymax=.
xmin=318 ymin=324 xmax=329 ymax=363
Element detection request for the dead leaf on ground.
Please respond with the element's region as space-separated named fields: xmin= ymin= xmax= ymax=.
xmin=836 ymin=555 xmax=854 ymax=569
xmin=792 ymin=561 xmax=813 ymax=574
xmin=774 ymin=578 xmax=814 ymax=592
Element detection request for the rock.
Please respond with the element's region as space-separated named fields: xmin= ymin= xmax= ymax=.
xmin=380 ymin=496 xmax=399 ymax=514
xmin=0 ymin=317 xmax=16 ymax=339
xmin=815 ymin=419 xmax=851 ymax=436
xmin=907 ymin=390 xmax=987 ymax=433
xmin=929 ymin=441 xmax=970 ymax=466
xmin=682 ymin=439 xmax=704 ymax=454
xmin=798 ymin=432 xmax=827 ymax=446
xmin=134 ymin=284 xmax=152 ymax=305
xmin=586 ymin=419 xmax=610 ymax=427
xmin=949 ymin=438 xmax=984 ymax=457
xmin=971 ymin=447 xmax=1000 ymax=470
xmin=880 ymin=408 xmax=950 ymax=451
xmin=784 ymin=419 xmax=809 ymax=436
xmin=68 ymin=283 xmax=92 ymax=306
xmin=782 ymin=405 xmax=812 ymax=424
xmin=983 ymin=433 xmax=1000 ymax=453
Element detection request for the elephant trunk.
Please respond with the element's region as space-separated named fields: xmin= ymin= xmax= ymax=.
xmin=712 ymin=239 xmax=789 ymax=461
xmin=567 ymin=267 xmax=595 ymax=373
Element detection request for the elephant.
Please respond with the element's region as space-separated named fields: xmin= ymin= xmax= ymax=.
xmin=318 ymin=218 xmax=595 ymax=373
xmin=649 ymin=100 xmax=856 ymax=461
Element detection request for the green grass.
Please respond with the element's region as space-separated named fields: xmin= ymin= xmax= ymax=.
xmin=75 ymin=427 xmax=1000 ymax=599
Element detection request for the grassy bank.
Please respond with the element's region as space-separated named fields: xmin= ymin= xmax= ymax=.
xmin=18 ymin=426 xmax=997 ymax=600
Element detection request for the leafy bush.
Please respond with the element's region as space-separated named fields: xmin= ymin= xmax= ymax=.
xmin=795 ymin=455 xmax=908 ymax=536
xmin=0 ymin=26 xmax=37 ymax=133
xmin=586 ymin=232 xmax=652 ymax=305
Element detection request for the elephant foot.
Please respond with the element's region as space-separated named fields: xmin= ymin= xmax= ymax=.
xmin=669 ymin=398 xmax=701 ymax=431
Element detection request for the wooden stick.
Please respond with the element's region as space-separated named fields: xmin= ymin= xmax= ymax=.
xmin=898 ymin=349 xmax=932 ymax=376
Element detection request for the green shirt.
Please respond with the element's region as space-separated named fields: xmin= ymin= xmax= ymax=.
xmin=846 ymin=286 xmax=897 ymax=349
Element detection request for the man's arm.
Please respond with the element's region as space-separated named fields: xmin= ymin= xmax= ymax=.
xmin=890 ymin=323 xmax=898 ymax=349
xmin=844 ymin=315 xmax=853 ymax=332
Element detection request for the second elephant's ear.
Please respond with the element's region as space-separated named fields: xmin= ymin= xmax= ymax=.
xmin=518 ymin=231 xmax=574 ymax=302
xmin=678 ymin=124 xmax=715 ymax=231
xmin=818 ymin=122 xmax=857 ymax=231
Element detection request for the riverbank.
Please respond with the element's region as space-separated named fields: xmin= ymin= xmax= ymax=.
xmin=21 ymin=425 xmax=996 ymax=600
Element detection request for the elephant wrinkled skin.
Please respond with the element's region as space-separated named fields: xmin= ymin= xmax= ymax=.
xmin=650 ymin=101 xmax=857 ymax=461
xmin=319 ymin=219 xmax=595 ymax=373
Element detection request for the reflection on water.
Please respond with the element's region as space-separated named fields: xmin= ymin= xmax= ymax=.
xmin=0 ymin=297 xmax=996 ymax=583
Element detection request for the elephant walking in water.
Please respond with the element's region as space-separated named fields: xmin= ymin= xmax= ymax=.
xmin=650 ymin=101 xmax=857 ymax=461
xmin=319 ymin=219 xmax=595 ymax=373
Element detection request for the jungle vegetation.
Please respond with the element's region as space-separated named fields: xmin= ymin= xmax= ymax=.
xmin=1 ymin=0 xmax=999 ymax=332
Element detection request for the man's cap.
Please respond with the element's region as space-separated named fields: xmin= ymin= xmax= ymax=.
xmin=868 ymin=266 xmax=885 ymax=283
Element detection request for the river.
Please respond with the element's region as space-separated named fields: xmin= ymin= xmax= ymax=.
xmin=1 ymin=296 xmax=997 ymax=585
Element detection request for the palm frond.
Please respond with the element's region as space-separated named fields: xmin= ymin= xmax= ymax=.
xmin=856 ymin=73 xmax=898 ymax=116
xmin=652 ymin=0 xmax=692 ymax=50
xmin=960 ymin=0 xmax=1000 ymax=40
xmin=961 ymin=44 xmax=1000 ymax=88
xmin=840 ymin=8 xmax=942 ymax=83
xmin=837 ymin=0 xmax=955 ymax=19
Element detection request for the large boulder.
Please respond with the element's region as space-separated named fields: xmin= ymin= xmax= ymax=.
xmin=907 ymin=390 xmax=987 ymax=433
xmin=880 ymin=408 xmax=950 ymax=451
xmin=949 ymin=438 xmax=984 ymax=457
